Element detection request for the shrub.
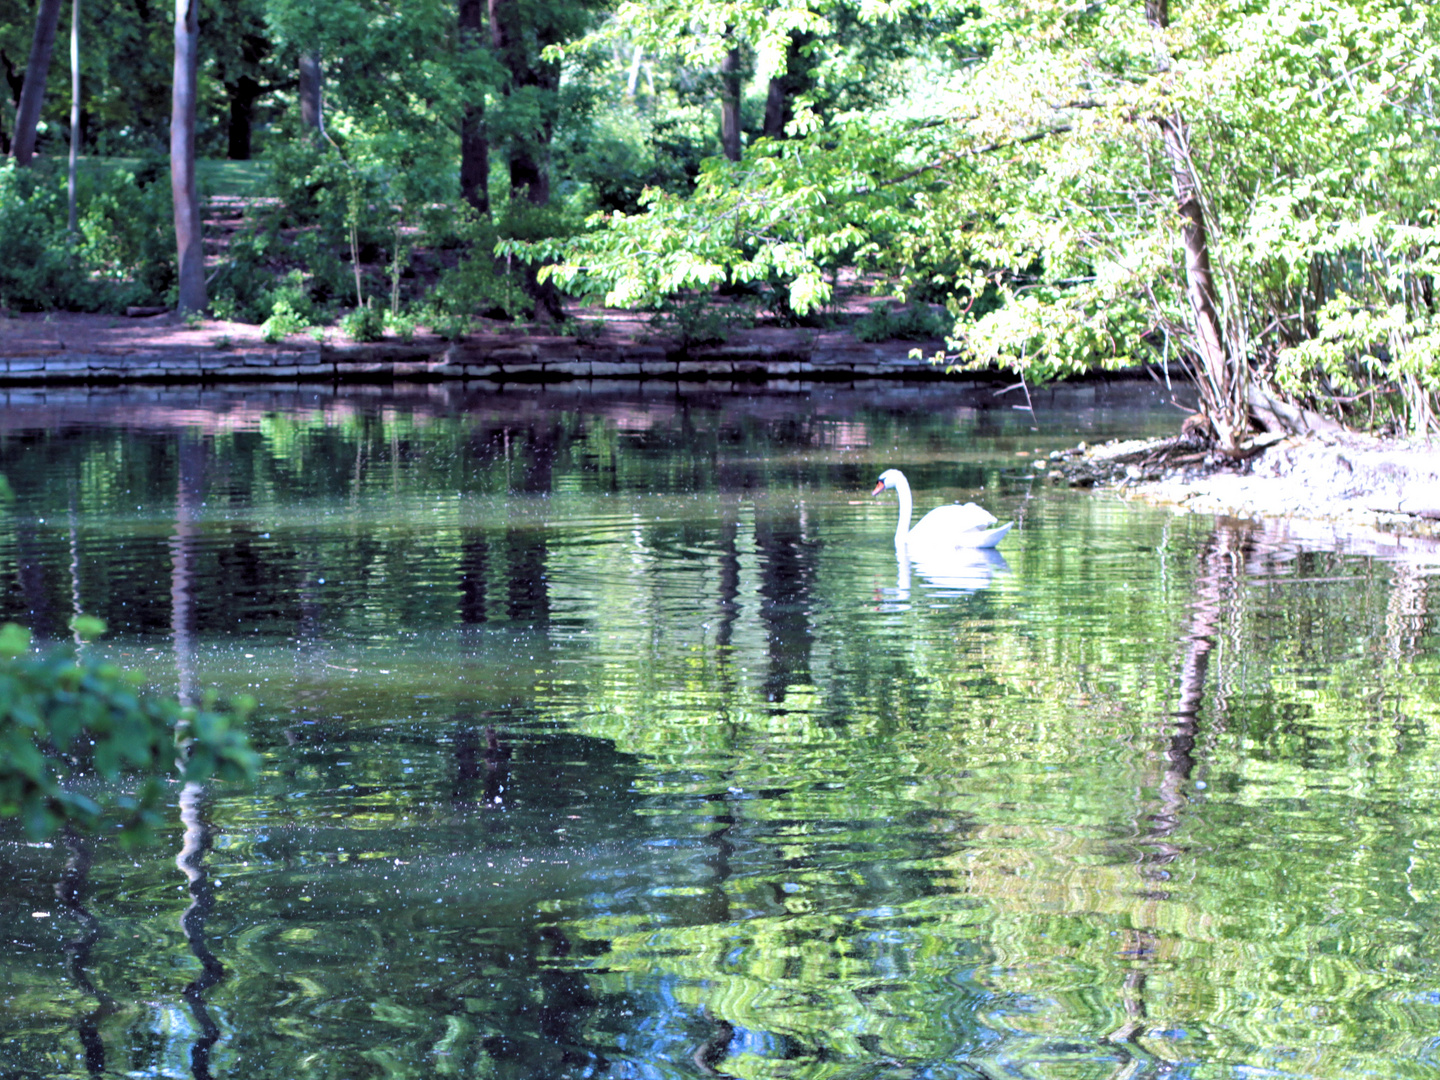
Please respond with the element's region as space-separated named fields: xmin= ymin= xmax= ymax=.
xmin=261 ymin=298 xmax=311 ymax=342
xmin=0 ymin=165 xmax=94 ymax=310
xmin=853 ymin=303 xmax=952 ymax=343
xmin=0 ymin=160 xmax=175 ymax=313
xmin=384 ymin=309 xmax=417 ymax=343
xmin=208 ymin=229 xmax=280 ymax=323
xmin=341 ymin=303 xmax=386 ymax=342
xmin=649 ymin=294 xmax=751 ymax=347
xmin=269 ymin=268 xmax=317 ymax=321
xmin=429 ymin=210 xmax=536 ymax=322
xmin=76 ymin=158 xmax=175 ymax=301
xmin=425 ymin=309 xmax=471 ymax=341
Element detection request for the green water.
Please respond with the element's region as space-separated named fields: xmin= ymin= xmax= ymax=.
xmin=0 ymin=383 xmax=1437 ymax=1080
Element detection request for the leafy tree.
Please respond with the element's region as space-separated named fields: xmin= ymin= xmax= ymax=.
xmin=0 ymin=619 xmax=258 ymax=845
xmin=550 ymin=0 xmax=1440 ymax=442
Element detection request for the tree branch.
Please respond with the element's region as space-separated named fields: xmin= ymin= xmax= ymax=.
xmin=854 ymin=124 xmax=1073 ymax=195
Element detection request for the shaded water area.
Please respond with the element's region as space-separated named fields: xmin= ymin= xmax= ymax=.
xmin=1 ymin=381 xmax=1438 ymax=1080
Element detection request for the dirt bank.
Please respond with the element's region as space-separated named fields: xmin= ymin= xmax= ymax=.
xmin=1063 ymin=430 xmax=1440 ymax=537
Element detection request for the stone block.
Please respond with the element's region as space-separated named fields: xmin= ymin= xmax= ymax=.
xmin=547 ymin=361 xmax=592 ymax=377
xmin=588 ymin=361 xmax=636 ymax=376
xmin=491 ymin=347 xmax=537 ymax=365
xmin=38 ymin=357 xmax=92 ymax=374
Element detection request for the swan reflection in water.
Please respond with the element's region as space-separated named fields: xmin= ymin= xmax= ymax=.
xmin=880 ymin=546 xmax=1012 ymax=606
xmin=898 ymin=550 xmax=1013 ymax=601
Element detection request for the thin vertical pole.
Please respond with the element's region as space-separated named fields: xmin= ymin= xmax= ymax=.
xmin=67 ymin=0 xmax=78 ymax=233
xmin=171 ymin=0 xmax=205 ymax=313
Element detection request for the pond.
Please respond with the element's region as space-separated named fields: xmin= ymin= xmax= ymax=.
xmin=1 ymin=380 xmax=1437 ymax=1080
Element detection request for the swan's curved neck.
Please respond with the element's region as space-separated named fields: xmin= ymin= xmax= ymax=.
xmin=892 ymin=474 xmax=913 ymax=547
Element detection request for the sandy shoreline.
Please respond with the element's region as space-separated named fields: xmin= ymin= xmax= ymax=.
xmin=1079 ymin=430 xmax=1440 ymax=539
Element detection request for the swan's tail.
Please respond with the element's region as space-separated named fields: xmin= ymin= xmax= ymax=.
xmin=962 ymin=522 xmax=1013 ymax=549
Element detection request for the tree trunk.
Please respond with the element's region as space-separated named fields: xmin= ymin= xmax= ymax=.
xmin=487 ymin=0 xmax=563 ymax=321
xmin=1 ymin=50 xmax=21 ymax=154
xmin=1144 ymin=0 xmax=1245 ymax=453
xmin=762 ymin=32 xmax=812 ymax=140
xmin=171 ymin=0 xmax=205 ymax=314
xmin=11 ymin=0 xmax=65 ymax=165
xmin=625 ymin=45 xmax=644 ymax=98
xmin=762 ymin=77 xmax=786 ymax=141
xmin=226 ymin=76 xmax=259 ymax=160
xmin=2 ymin=49 xmax=22 ymax=105
xmin=458 ymin=0 xmax=488 ymax=215
xmin=1158 ymin=114 xmax=1235 ymax=429
xmin=487 ymin=0 xmax=553 ymax=206
xmin=719 ymin=39 xmax=741 ymax=162
xmin=298 ymin=49 xmax=322 ymax=139
xmin=66 ymin=0 xmax=78 ymax=233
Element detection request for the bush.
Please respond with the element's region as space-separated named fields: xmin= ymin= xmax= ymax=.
xmin=270 ymin=269 xmax=318 ymax=321
xmin=430 ymin=252 xmax=534 ymax=322
xmin=853 ymin=303 xmax=952 ymax=342
xmin=0 ymin=161 xmax=174 ymax=313
xmin=649 ymin=294 xmax=751 ymax=347
xmin=384 ymin=309 xmax=417 ymax=343
xmin=261 ymin=298 xmax=311 ymax=342
xmin=208 ymin=230 xmax=279 ymax=322
xmin=0 ymin=166 xmax=96 ymax=311
xmin=425 ymin=309 xmax=471 ymax=341
xmin=341 ymin=303 xmax=386 ymax=342
xmin=76 ymin=158 xmax=175 ymax=300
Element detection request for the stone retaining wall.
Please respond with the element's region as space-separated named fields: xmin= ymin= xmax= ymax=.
xmin=0 ymin=329 xmax=959 ymax=385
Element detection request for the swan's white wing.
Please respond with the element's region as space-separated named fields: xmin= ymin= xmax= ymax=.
xmin=909 ymin=501 xmax=999 ymax=540
xmin=906 ymin=511 xmax=1012 ymax=550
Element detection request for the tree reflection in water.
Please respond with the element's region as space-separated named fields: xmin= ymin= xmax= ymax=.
xmin=0 ymin=387 xmax=1435 ymax=1078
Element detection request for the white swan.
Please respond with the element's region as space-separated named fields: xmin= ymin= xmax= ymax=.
xmin=872 ymin=468 xmax=1013 ymax=550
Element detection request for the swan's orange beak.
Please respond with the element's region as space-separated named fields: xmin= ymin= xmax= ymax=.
xmin=871 ymin=480 xmax=885 ymax=496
